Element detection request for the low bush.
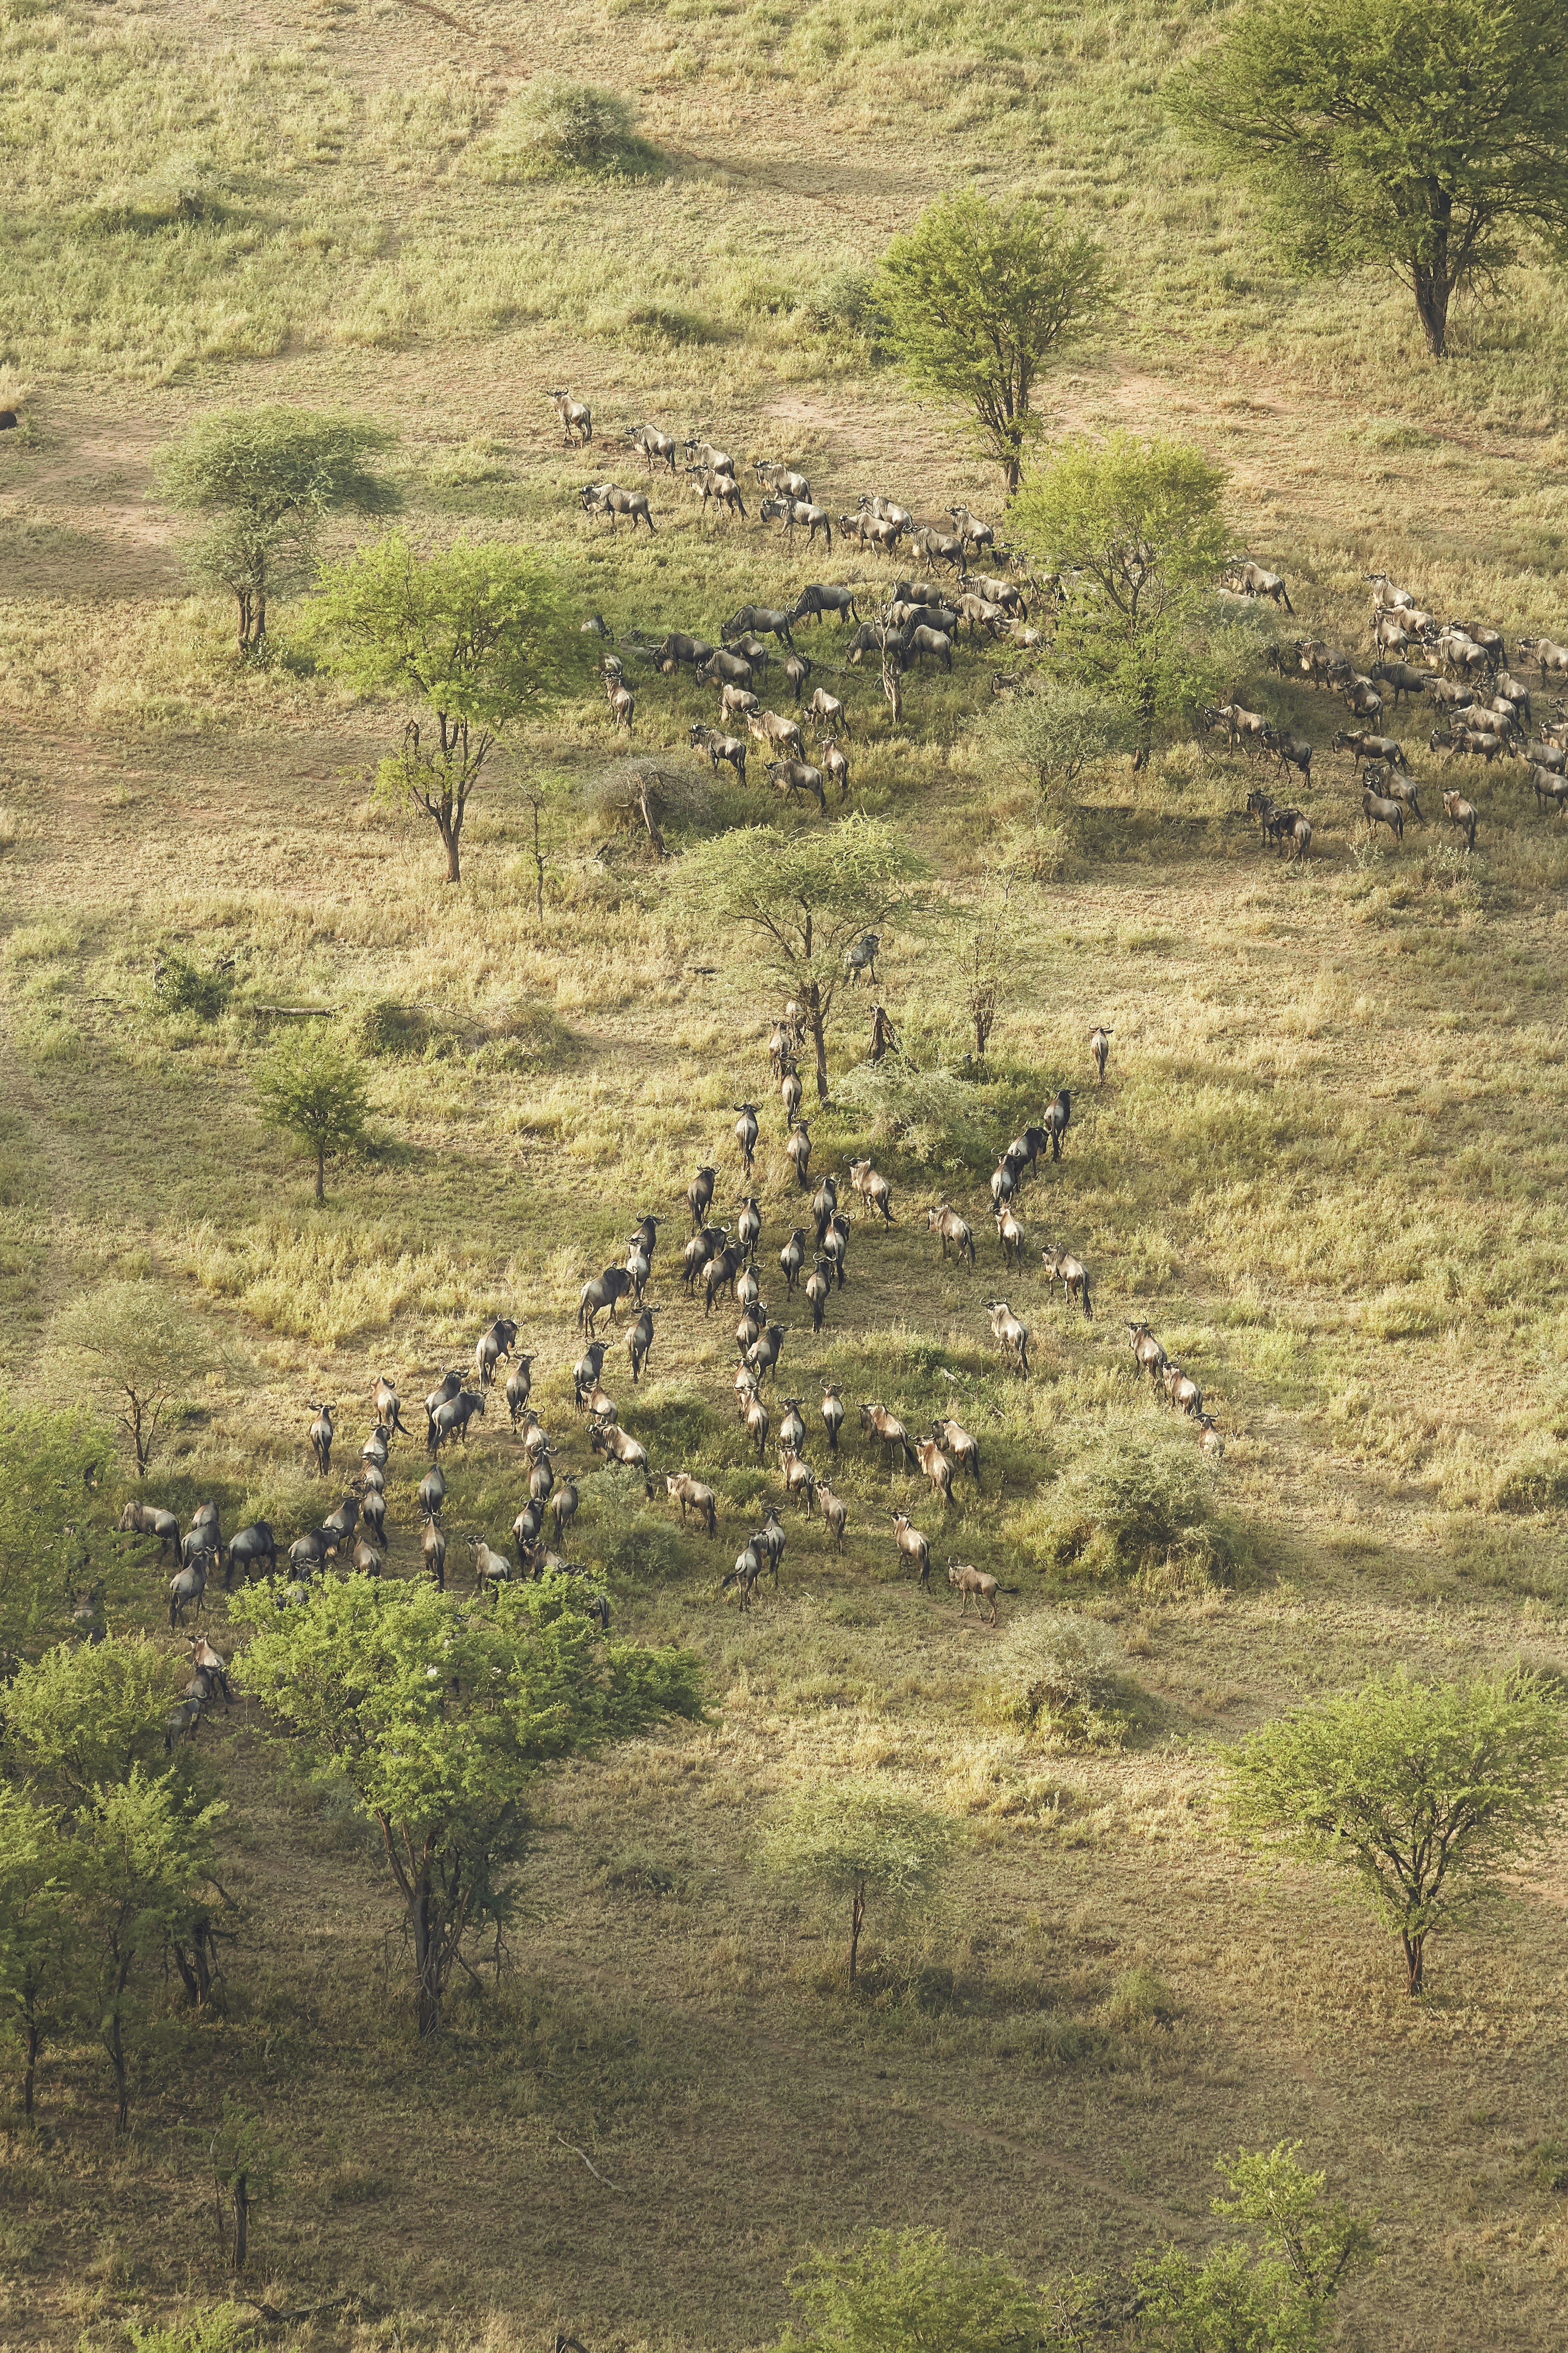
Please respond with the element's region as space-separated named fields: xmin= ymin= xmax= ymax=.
xmin=481 ymin=80 xmax=664 ymax=183
xmin=1046 ymin=1419 xmax=1235 ymax=1592
xmin=153 ymin=949 xmax=232 ymax=1020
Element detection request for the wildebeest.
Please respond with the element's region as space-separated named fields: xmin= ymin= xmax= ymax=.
xmin=309 ymin=1402 xmax=334 ymax=1477
xmin=892 ymin=1510 xmax=930 ymax=1587
xmin=1040 ymin=1244 xmax=1092 ymax=1319
xmin=667 ymin=1472 xmax=718 ymax=1536
xmin=474 ymin=1318 xmax=518 ymax=1388
xmin=504 ymin=1356 xmax=535 ymax=1429
xmin=821 ymin=1381 xmax=845 ymax=1451
xmin=985 ymin=1300 xmax=1031 ymax=1374
xmin=548 ymin=389 xmax=592 ymax=445
xmin=860 ymin=1401 xmax=917 ymax=1471
xmin=429 ymin=1389 xmax=486 ymax=1455
xmin=926 ymin=1203 xmax=975 ymax=1265
xmin=1041 ymin=1089 xmax=1071 ymax=1160
xmin=1089 ymin=1026 xmax=1110 ymax=1083
xmin=117 ymin=1501 xmax=180 ymax=1561
xmin=947 ymin=1559 xmax=1000 ymax=1626
xmin=578 ymin=1265 xmax=633 ymax=1334
xmin=1443 ymin=790 xmax=1478 ymax=850
xmin=224 ymin=1521 xmax=276 ymax=1588
xmin=580 ymin=482 xmax=654 ymax=533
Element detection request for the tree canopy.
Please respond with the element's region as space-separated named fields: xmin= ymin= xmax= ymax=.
xmin=254 ymin=1027 xmax=372 ymax=1204
xmin=156 ymin=408 xmax=399 ymax=650
xmin=1168 ymin=0 xmax=1568 ymax=357
xmin=1011 ymin=434 xmax=1234 ymax=764
xmin=51 ymin=1280 xmax=221 ymax=1477
xmin=1228 ymin=1669 xmax=1568 ymax=1994
xmin=232 ymin=1573 xmax=704 ymax=2036
xmin=303 ymin=535 xmax=581 ymax=882
xmin=1134 ymin=2143 xmax=1373 ymax=2353
xmin=677 ymin=820 xmax=928 ymax=1099
xmin=877 ymin=193 xmax=1107 ymax=493
xmin=764 ymin=1779 xmax=951 ymax=1984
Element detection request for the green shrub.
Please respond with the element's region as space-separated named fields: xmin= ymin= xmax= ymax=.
xmin=1047 ymin=1420 xmax=1233 ymax=1591
xmin=1492 ymin=1442 xmax=1568 ymax=1514
xmin=1523 ymin=2137 xmax=1568 ymax=2192
xmin=125 ymin=2300 xmax=248 ymax=2349
xmin=482 ymin=80 xmax=664 ymax=182
xmin=835 ymin=1058 xmax=992 ymax=1173
xmin=355 ymin=997 xmax=433 ymax=1058
xmin=153 ymin=950 xmax=232 ymax=1020
xmin=803 ymin=264 xmax=889 ymax=351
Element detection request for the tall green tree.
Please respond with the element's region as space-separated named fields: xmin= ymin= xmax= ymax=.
xmin=0 ymin=1784 xmax=67 ymax=2124
xmin=1228 ymin=1670 xmax=1568 ymax=1995
xmin=73 ymin=1769 xmax=225 ymax=2133
xmin=1011 ymin=435 xmax=1234 ymax=766
xmin=156 ymin=409 xmax=399 ymax=651
xmin=51 ymin=1282 xmax=221 ymax=1477
xmin=763 ymin=1780 xmax=951 ymax=1986
xmin=877 ymin=193 xmax=1107 ymax=494
xmin=232 ymin=1575 xmax=703 ymax=2038
xmin=0 ymin=1398 xmax=111 ymax=1660
xmin=254 ymin=1028 xmax=372 ymax=1205
xmin=1169 ymin=0 xmax=1568 ymax=358
xmin=302 ymin=535 xmax=580 ymax=883
xmin=676 ymin=821 xmax=928 ymax=1100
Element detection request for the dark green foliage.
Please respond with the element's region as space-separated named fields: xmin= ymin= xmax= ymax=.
xmin=254 ymin=1029 xmax=372 ymax=1205
xmin=1012 ymin=435 xmax=1235 ymax=765
xmin=1169 ymin=0 xmax=1568 ymax=356
xmin=232 ymin=1575 xmax=704 ymax=2036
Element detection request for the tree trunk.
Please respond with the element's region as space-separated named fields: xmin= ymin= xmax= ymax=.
xmin=1402 ymin=1927 xmax=1426 ymax=1997
xmin=23 ymin=2014 xmax=40 ymax=2124
xmin=848 ymin=1881 xmax=865 ymax=1985
xmin=236 ymin=592 xmax=252 ymax=656
xmin=413 ymin=1883 xmax=442 ymax=2039
xmin=105 ymin=2009 xmax=129 ymax=2134
xmin=806 ymin=984 xmax=829 ymax=1101
xmin=443 ymin=826 xmax=462 ymax=884
xmin=1412 ymin=263 xmax=1451 ymax=358
xmin=315 ymin=1145 xmax=325 ymax=1205
xmin=254 ymin=584 xmax=267 ymax=647
xmin=233 ymin=2173 xmax=249 ymax=2271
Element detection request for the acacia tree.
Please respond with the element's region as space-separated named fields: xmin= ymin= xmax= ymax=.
xmin=304 ymin=536 xmax=580 ymax=883
xmin=73 ymin=1768 xmax=225 ymax=2134
xmin=233 ymin=1575 xmax=703 ymax=2038
xmin=156 ymin=409 xmax=399 ymax=651
xmin=764 ymin=1780 xmax=951 ymax=1986
xmin=1169 ymin=0 xmax=1568 ymax=359
xmin=1011 ymin=435 xmax=1234 ymax=766
xmin=1228 ymin=1669 xmax=1568 ymax=1996
xmin=51 ymin=1282 xmax=220 ymax=1477
xmin=877 ymin=193 xmax=1107 ymax=494
xmin=0 ymin=1785 xmax=66 ymax=2123
xmin=1133 ymin=2144 xmax=1373 ymax=2352
xmin=678 ymin=821 xmax=928 ymax=1100
xmin=255 ymin=1028 xmax=372 ymax=1204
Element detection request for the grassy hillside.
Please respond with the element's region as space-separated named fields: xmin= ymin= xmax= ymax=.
xmin=1 ymin=3 xmax=1567 ymax=2351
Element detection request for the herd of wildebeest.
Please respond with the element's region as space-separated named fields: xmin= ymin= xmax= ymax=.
xmin=553 ymin=390 xmax=1568 ymax=852
xmin=114 ymin=1008 xmax=1224 ymax=1726
xmin=102 ymin=400 xmax=1568 ymax=1733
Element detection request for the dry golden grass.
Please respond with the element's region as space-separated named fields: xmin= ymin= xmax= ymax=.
xmin=1 ymin=4 xmax=1568 ymax=2352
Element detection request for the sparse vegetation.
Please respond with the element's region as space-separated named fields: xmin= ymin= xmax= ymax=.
xmin=0 ymin=0 xmax=1566 ymax=2344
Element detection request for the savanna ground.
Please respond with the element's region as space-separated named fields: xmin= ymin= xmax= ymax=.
xmin=2 ymin=0 xmax=1568 ymax=2348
